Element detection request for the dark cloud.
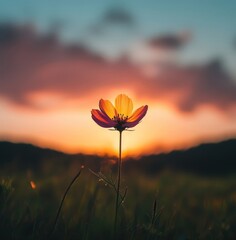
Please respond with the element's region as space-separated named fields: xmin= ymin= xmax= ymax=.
xmin=143 ymin=59 xmax=236 ymax=112
xmin=0 ymin=23 xmax=236 ymax=113
xmin=147 ymin=31 xmax=191 ymax=50
xmin=101 ymin=7 xmax=135 ymax=26
xmin=89 ymin=6 xmax=135 ymax=36
xmin=0 ymin=23 xmax=35 ymax=43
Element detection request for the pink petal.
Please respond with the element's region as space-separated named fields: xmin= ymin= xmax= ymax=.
xmin=91 ymin=109 xmax=116 ymax=128
xmin=123 ymin=119 xmax=142 ymax=128
xmin=128 ymin=105 xmax=148 ymax=122
xmin=124 ymin=105 xmax=148 ymax=128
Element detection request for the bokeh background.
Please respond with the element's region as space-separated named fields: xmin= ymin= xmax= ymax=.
xmin=1 ymin=0 xmax=236 ymax=156
xmin=1 ymin=2 xmax=236 ymax=239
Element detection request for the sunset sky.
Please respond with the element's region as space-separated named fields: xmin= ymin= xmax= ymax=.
xmin=0 ymin=1 xmax=236 ymax=156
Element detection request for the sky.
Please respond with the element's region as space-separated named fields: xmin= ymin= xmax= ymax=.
xmin=0 ymin=1 xmax=236 ymax=156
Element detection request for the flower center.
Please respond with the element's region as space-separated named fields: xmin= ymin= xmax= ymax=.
xmin=112 ymin=114 xmax=128 ymax=123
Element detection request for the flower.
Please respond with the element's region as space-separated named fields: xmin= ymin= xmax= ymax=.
xmin=91 ymin=94 xmax=148 ymax=132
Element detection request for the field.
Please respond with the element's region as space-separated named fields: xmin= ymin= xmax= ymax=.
xmin=1 ymin=159 xmax=236 ymax=240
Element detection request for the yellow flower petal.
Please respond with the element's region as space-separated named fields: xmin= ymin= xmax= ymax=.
xmin=99 ymin=99 xmax=116 ymax=119
xmin=115 ymin=94 xmax=133 ymax=117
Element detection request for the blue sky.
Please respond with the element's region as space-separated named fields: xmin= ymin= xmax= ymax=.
xmin=0 ymin=0 xmax=236 ymax=73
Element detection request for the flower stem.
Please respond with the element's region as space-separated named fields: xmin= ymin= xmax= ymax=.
xmin=114 ymin=130 xmax=122 ymax=236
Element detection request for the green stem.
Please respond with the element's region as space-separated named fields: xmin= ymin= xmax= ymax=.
xmin=114 ymin=130 xmax=122 ymax=236
xmin=51 ymin=168 xmax=82 ymax=235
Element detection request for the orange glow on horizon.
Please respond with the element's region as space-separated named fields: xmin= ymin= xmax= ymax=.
xmin=1 ymin=94 xmax=236 ymax=158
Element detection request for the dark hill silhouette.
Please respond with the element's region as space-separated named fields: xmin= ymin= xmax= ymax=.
xmin=0 ymin=141 xmax=103 ymax=171
xmin=0 ymin=139 xmax=236 ymax=175
xmin=124 ymin=139 xmax=236 ymax=176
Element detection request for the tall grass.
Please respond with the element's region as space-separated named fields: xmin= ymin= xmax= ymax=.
xmin=0 ymin=166 xmax=236 ymax=239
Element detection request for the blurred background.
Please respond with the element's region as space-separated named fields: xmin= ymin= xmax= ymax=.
xmin=0 ymin=0 xmax=236 ymax=156
xmin=1 ymin=1 xmax=236 ymax=239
